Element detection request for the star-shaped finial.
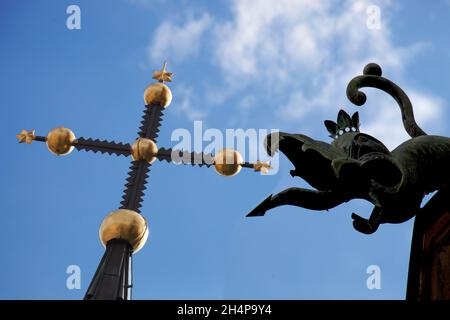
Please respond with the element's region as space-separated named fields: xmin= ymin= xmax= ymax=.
xmin=253 ymin=161 xmax=272 ymax=174
xmin=152 ymin=61 xmax=173 ymax=83
xmin=16 ymin=129 xmax=36 ymax=144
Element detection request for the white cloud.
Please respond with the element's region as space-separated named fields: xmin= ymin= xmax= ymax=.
xmin=147 ymin=0 xmax=445 ymax=143
xmin=205 ymin=0 xmax=446 ymax=143
xmin=363 ymin=89 xmax=445 ymax=149
xmin=213 ymin=0 xmax=335 ymax=81
xmin=238 ymin=95 xmax=257 ymax=110
xmin=149 ymin=13 xmax=211 ymax=64
xmin=172 ymin=84 xmax=206 ymax=121
xmin=409 ymin=91 xmax=444 ymax=128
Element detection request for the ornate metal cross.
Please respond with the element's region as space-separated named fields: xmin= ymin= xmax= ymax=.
xmin=17 ymin=63 xmax=270 ymax=300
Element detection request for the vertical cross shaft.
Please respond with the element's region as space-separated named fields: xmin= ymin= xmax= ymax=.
xmin=84 ymin=68 xmax=169 ymax=299
xmin=84 ymin=102 xmax=164 ymax=300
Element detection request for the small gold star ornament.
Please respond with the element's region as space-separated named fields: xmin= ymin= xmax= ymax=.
xmin=253 ymin=161 xmax=272 ymax=174
xmin=152 ymin=61 xmax=173 ymax=83
xmin=16 ymin=129 xmax=36 ymax=144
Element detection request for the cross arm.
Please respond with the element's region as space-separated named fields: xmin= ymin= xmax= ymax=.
xmin=17 ymin=129 xmax=271 ymax=174
xmin=156 ymin=147 xmax=271 ymax=174
xmin=73 ymin=138 xmax=131 ymax=157
xmin=156 ymin=148 xmax=214 ymax=167
xmin=17 ymin=130 xmax=132 ymax=157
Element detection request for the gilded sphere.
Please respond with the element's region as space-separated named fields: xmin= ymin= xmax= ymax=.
xmin=46 ymin=127 xmax=76 ymax=156
xmin=131 ymin=138 xmax=158 ymax=163
xmin=143 ymin=82 xmax=172 ymax=108
xmin=214 ymin=148 xmax=243 ymax=177
xmin=99 ymin=209 xmax=149 ymax=253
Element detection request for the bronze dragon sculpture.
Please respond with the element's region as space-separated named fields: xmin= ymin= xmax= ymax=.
xmin=247 ymin=63 xmax=450 ymax=234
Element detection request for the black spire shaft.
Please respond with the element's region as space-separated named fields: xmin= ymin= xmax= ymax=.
xmin=84 ymin=239 xmax=132 ymax=300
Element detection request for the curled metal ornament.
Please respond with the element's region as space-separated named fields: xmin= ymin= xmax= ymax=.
xmin=346 ymin=63 xmax=426 ymax=138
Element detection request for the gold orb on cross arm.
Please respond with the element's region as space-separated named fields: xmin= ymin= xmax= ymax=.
xmin=143 ymin=82 xmax=172 ymax=108
xmin=214 ymin=148 xmax=243 ymax=177
xmin=99 ymin=209 xmax=149 ymax=253
xmin=131 ymin=138 xmax=158 ymax=163
xmin=46 ymin=127 xmax=76 ymax=156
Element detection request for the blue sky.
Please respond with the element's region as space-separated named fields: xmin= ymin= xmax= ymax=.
xmin=1 ymin=0 xmax=449 ymax=299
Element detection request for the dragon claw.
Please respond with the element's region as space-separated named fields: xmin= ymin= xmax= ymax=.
xmin=352 ymin=212 xmax=376 ymax=234
xmin=247 ymin=194 xmax=273 ymax=217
